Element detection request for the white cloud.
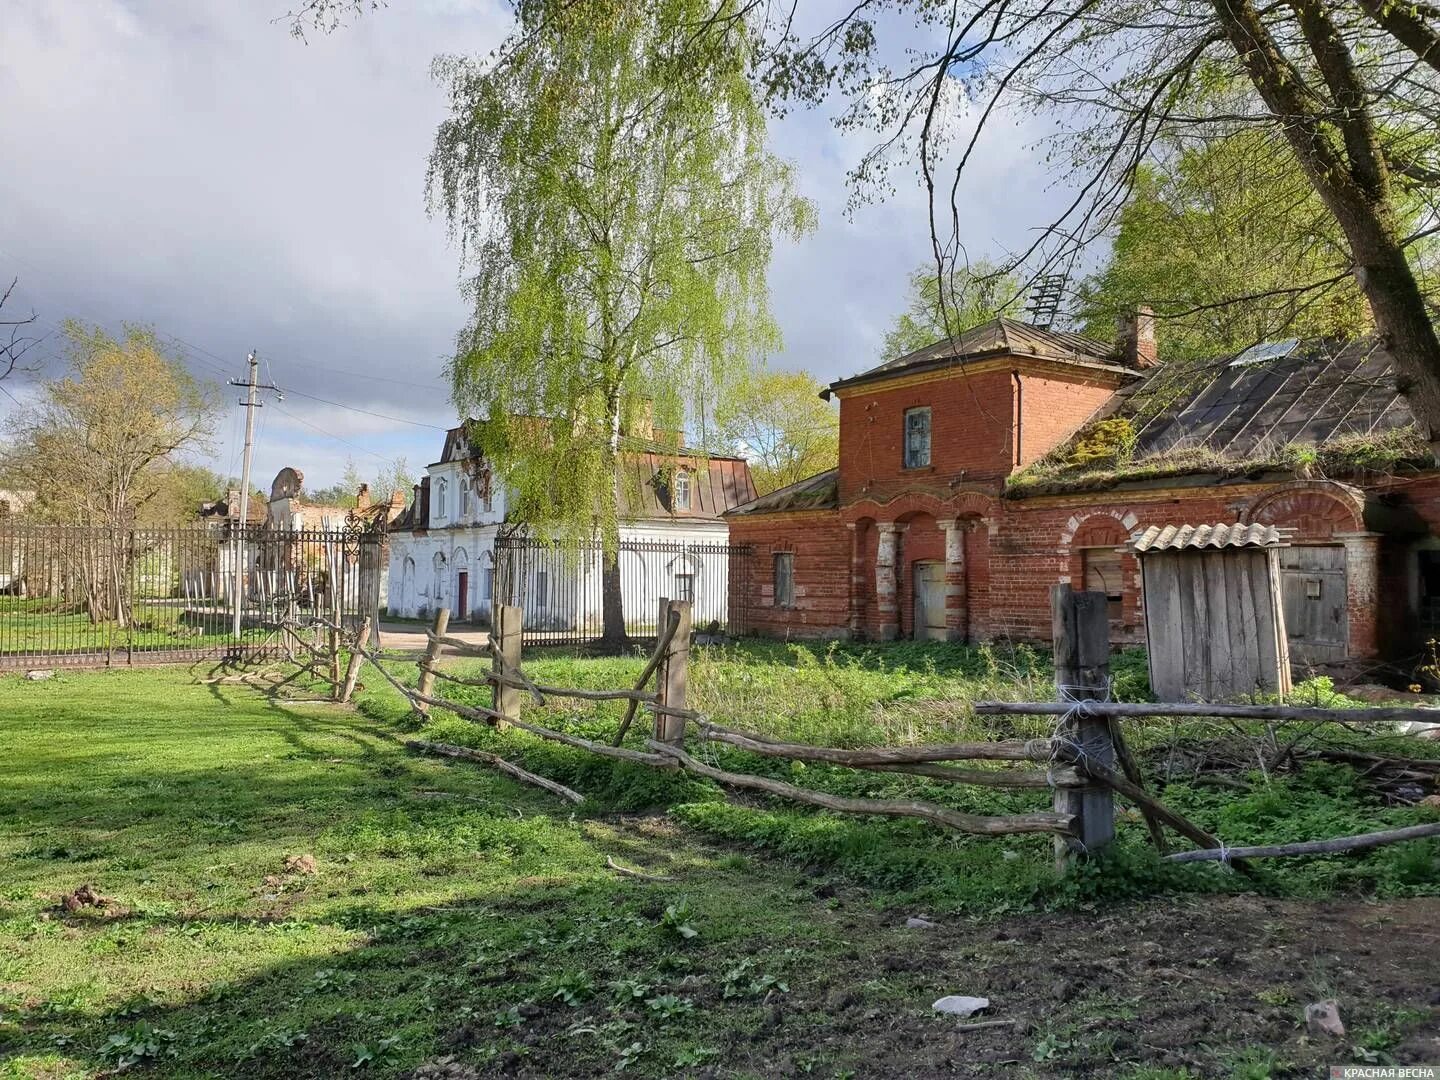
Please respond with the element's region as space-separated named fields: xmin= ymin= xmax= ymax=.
xmin=0 ymin=0 xmax=1070 ymax=488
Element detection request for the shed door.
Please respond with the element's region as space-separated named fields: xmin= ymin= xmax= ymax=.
xmin=913 ymin=562 xmax=947 ymax=641
xmin=1278 ymin=545 xmax=1347 ymax=664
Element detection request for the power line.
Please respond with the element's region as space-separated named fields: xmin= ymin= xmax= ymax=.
xmin=276 ymin=386 xmax=450 ymax=430
xmin=272 ymin=400 xmax=395 ymax=464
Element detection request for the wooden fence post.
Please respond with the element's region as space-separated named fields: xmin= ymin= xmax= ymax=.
xmin=1051 ymin=584 xmax=1114 ymax=862
xmin=414 ymin=607 xmax=450 ymax=718
xmin=492 ymin=604 xmax=523 ymax=730
xmin=654 ymin=598 xmax=691 ymax=747
xmin=339 ymin=616 xmax=372 ymax=704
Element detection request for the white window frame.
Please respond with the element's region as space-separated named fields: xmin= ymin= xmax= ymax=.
xmin=460 ymin=477 xmax=470 ymax=517
xmin=903 ymin=407 xmax=932 ymax=469
xmin=674 ymin=470 xmax=692 ymax=511
xmin=436 ymin=478 xmax=448 ymax=520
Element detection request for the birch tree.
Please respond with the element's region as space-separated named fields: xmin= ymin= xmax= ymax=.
xmin=428 ymin=0 xmax=814 ymax=648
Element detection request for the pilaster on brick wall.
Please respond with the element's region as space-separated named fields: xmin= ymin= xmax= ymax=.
xmin=1338 ymin=531 xmax=1382 ymax=659
xmin=875 ymin=522 xmax=905 ymax=641
xmin=940 ymin=520 xmax=968 ymax=642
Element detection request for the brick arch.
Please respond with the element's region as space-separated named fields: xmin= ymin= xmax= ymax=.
xmin=952 ymin=490 xmax=999 ymax=520
xmin=1058 ymin=509 xmax=1139 ymax=554
xmin=842 ymin=490 xmax=952 ymax=523
xmin=1247 ymin=481 xmax=1363 ymax=541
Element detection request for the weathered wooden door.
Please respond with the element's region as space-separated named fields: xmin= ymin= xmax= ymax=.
xmin=913 ymin=561 xmax=946 ymax=641
xmin=1278 ymin=545 xmax=1347 ymax=664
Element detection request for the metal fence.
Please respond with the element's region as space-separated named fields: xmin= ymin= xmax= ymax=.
xmin=493 ymin=536 xmax=752 ymax=645
xmin=0 ymin=522 xmax=383 ymax=668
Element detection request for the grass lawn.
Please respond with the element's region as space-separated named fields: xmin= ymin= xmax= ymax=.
xmin=1 ymin=647 xmax=1438 ymax=1078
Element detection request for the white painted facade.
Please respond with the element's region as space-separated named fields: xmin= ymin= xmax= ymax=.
xmin=385 ymin=433 xmax=743 ymax=628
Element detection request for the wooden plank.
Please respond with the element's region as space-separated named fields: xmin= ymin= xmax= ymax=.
xmin=491 ymin=604 xmax=522 ymax=730
xmin=339 ymin=616 xmax=372 ymax=703
xmin=1227 ymin=550 xmax=1260 ymax=693
xmin=1143 ymin=554 xmax=1181 ymax=701
xmin=1208 ymin=549 xmax=1235 ymax=697
xmin=414 ymin=607 xmax=450 ymax=718
xmin=1050 ymin=585 xmax=1114 ymax=860
xmin=1267 ymin=547 xmax=1293 ymax=697
xmin=654 ymin=598 xmax=691 ymax=747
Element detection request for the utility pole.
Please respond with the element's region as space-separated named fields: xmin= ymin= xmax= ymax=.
xmin=228 ymin=352 xmax=280 ymax=641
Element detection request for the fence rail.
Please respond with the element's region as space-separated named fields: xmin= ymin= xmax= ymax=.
xmin=492 ymin=536 xmax=752 ymax=645
xmin=0 ymin=522 xmax=383 ymax=668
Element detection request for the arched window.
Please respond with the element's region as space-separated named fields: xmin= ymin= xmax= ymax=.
xmin=673 ymin=469 xmax=692 ymax=511
xmin=460 ymin=478 xmax=471 ymax=517
xmin=432 ymin=551 xmax=447 ymax=601
xmin=436 ymin=478 xmax=448 ymax=520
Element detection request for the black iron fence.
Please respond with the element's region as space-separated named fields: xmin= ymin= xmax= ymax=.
xmin=493 ymin=536 xmax=752 ymax=645
xmin=0 ymin=522 xmax=383 ymax=668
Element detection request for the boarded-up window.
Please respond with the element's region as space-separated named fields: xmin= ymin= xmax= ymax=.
xmin=773 ymin=552 xmax=794 ymax=607
xmin=903 ymin=407 xmax=931 ymax=468
xmin=1081 ymin=547 xmax=1123 ymax=621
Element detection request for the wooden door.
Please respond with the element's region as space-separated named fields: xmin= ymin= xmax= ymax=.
xmin=455 ymin=571 xmax=469 ymax=622
xmin=1278 ymin=545 xmax=1347 ymax=664
xmin=913 ymin=562 xmax=947 ymax=641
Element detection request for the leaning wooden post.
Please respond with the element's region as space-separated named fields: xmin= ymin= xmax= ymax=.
xmin=339 ymin=616 xmax=372 ymax=704
xmin=654 ymin=598 xmax=691 ymax=748
xmin=491 ymin=604 xmax=523 ymax=731
xmin=414 ymin=607 xmax=450 ymax=718
xmin=1051 ymin=584 xmax=1115 ymax=863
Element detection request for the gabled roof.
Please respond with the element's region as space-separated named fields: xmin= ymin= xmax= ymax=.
xmin=1129 ymin=336 xmax=1411 ymax=458
xmin=726 ymin=469 xmax=839 ymax=516
xmin=825 ymin=317 xmax=1131 ymax=397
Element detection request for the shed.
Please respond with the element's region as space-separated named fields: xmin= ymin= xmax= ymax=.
xmin=1129 ymin=523 xmax=1293 ymax=702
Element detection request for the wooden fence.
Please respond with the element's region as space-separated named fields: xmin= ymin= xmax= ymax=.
xmin=343 ymin=586 xmax=1440 ymax=866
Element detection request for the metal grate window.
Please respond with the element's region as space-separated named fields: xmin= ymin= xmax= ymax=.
xmin=904 ymin=407 xmax=931 ymax=468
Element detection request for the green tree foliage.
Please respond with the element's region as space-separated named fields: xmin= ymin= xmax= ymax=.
xmin=428 ymin=0 xmax=814 ymax=645
xmin=2 ymin=323 xmax=218 ymax=527
xmin=1077 ymin=131 xmax=1375 ymax=362
xmin=307 ymin=456 xmax=415 ymax=508
xmin=880 ymin=259 xmax=1026 ymax=360
xmin=713 ymin=363 xmax=838 ymax=495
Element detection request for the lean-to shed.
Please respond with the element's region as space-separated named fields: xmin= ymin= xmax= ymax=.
xmin=1129 ymin=523 xmax=1293 ymax=702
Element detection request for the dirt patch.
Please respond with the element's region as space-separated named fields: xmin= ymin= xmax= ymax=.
xmin=479 ymin=893 xmax=1440 ymax=1078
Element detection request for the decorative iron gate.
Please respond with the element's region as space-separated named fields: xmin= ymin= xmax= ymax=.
xmin=0 ymin=520 xmax=384 ymax=668
xmin=493 ymin=536 xmax=752 ymax=645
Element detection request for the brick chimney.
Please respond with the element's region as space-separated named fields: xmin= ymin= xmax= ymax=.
xmin=1116 ymin=305 xmax=1158 ymax=369
xmin=356 ymin=483 xmax=371 ymax=510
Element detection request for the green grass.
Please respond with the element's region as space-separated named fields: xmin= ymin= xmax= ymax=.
xmin=0 ymin=598 xmax=236 ymax=656
xmin=2 ymin=647 xmax=1438 ymax=1077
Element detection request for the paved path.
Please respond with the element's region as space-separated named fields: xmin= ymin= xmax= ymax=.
xmin=377 ymin=620 xmax=489 ymax=655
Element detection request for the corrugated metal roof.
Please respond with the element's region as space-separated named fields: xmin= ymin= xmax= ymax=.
xmin=1129 ymin=522 xmax=1292 ymax=552
xmin=828 ymin=317 xmax=1128 ymax=396
xmin=1130 ymin=336 xmax=1411 ymax=457
xmin=725 ymin=469 xmax=839 ymax=516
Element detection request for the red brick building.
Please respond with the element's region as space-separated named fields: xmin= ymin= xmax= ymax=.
xmin=725 ymin=314 xmax=1435 ymax=666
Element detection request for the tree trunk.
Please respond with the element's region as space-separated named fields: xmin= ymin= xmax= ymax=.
xmin=1209 ymin=0 xmax=1440 ymax=446
xmin=599 ymin=541 xmax=627 ymax=653
xmin=598 ymin=387 xmax=629 ymax=654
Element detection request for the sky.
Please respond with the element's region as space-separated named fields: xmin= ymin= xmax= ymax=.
xmin=0 ymin=0 xmax=1064 ymax=491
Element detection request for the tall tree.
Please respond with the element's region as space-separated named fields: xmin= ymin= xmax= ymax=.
xmin=881 ymin=258 xmax=1027 ymax=359
xmin=713 ymin=363 xmax=838 ymax=494
xmin=1076 ymin=129 xmax=1377 ymax=361
xmin=2 ymin=323 xmax=218 ymax=621
xmin=757 ymin=0 xmax=1440 ymax=441
xmin=429 ymin=0 xmax=814 ymax=648
xmin=0 ymin=277 xmax=41 ymax=384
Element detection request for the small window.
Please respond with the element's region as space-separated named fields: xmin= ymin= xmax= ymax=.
xmin=1081 ymin=547 xmax=1123 ymax=621
xmin=436 ymin=478 xmax=447 ymax=519
xmin=460 ymin=478 xmax=470 ymax=516
xmin=536 ymin=569 xmax=548 ymax=609
xmin=674 ymin=573 xmax=694 ymax=604
xmin=773 ymin=552 xmax=794 ymax=607
xmin=674 ymin=470 xmax=692 ymax=511
xmin=481 ymin=567 xmax=494 ymax=602
xmin=903 ymin=407 xmax=931 ymax=468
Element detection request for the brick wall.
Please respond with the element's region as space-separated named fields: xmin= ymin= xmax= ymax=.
xmin=729 ymin=512 xmax=852 ymax=638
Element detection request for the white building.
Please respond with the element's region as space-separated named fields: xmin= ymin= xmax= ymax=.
xmin=385 ymin=424 xmax=757 ymax=630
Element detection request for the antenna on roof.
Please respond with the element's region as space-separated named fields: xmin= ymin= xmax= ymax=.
xmin=1025 ymin=274 xmax=1067 ymax=330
